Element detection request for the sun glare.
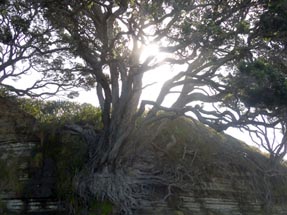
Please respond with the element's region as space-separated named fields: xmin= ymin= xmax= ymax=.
xmin=140 ymin=43 xmax=161 ymax=63
xmin=139 ymin=43 xmax=183 ymax=105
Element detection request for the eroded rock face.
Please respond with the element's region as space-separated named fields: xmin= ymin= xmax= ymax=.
xmin=117 ymin=118 xmax=287 ymax=215
xmin=1 ymin=97 xmax=287 ymax=215
xmin=0 ymin=97 xmax=37 ymax=157
xmin=0 ymin=97 xmax=64 ymax=214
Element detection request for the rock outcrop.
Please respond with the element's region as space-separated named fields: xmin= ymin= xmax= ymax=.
xmin=97 ymin=116 xmax=287 ymax=215
xmin=0 ymin=97 xmax=63 ymax=214
xmin=125 ymin=118 xmax=287 ymax=215
xmin=1 ymin=97 xmax=287 ymax=215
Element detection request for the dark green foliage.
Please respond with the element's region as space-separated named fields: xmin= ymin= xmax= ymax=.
xmin=0 ymin=158 xmax=23 ymax=194
xmin=259 ymin=0 xmax=287 ymax=41
xmin=52 ymin=131 xmax=87 ymax=200
xmin=89 ymin=200 xmax=113 ymax=215
xmin=232 ymin=60 xmax=287 ymax=108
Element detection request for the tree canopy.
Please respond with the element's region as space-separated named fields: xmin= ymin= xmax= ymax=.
xmin=1 ymin=0 xmax=287 ymax=159
xmin=1 ymin=0 xmax=287 ymax=212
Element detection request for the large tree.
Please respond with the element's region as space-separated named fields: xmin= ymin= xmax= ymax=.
xmin=1 ymin=0 xmax=287 ymax=213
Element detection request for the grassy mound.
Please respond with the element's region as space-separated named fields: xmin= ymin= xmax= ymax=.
xmin=119 ymin=117 xmax=287 ymax=214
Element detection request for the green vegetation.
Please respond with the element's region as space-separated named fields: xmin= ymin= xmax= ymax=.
xmin=0 ymin=96 xmax=115 ymax=214
xmin=1 ymin=0 xmax=287 ymax=213
xmin=143 ymin=117 xmax=287 ymax=214
xmin=150 ymin=117 xmax=258 ymax=164
xmin=24 ymin=99 xmax=104 ymax=214
xmin=0 ymin=158 xmax=23 ymax=194
xmin=53 ymin=131 xmax=87 ymax=200
xmin=29 ymin=99 xmax=116 ymax=215
xmin=89 ymin=200 xmax=113 ymax=215
xmin=232 ymin=59 xmax=287 ymax=108
xmin=19 ymin=99 xmax=102 ymax=129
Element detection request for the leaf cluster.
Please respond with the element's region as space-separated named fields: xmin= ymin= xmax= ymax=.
xmin=231 ymin=60 xmax=287 ymax=109
xmin=259 ymin=0 xmax=287 ymax=41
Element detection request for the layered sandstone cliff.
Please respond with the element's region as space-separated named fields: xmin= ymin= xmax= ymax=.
xmin=0 ymin=97 xmax=287 ymax=215
xmin=0 ymin=97 xmax=63 ymax=214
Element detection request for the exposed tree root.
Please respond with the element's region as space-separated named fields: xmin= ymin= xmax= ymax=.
xmin=68 ymin=122 xmax=196 ymax=214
